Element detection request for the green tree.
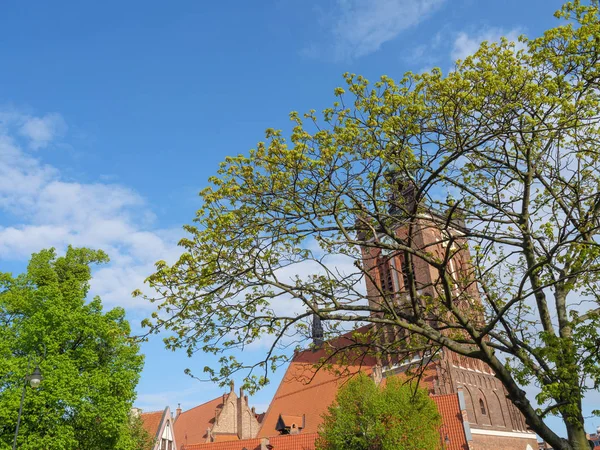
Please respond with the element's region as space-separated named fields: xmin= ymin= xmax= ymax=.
xmin=123 ymin=414 xmax=155 ymax=450
xmin=0 ymin=247 xmax=145 ymax=450
xmin=316 ymin=375 xmax=442 ymax=450
xmin=141 ymin=2 xmax=600 ymax=449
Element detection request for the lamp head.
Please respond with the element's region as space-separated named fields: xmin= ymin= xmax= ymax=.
xmin=28 ymin=366 xmax=42 ymax=389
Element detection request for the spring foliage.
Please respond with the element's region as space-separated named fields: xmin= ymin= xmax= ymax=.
xmin=0 ymin=247 xmax=145 ymax=450
xmin=316 ymin=375 xmax=441 ymax=450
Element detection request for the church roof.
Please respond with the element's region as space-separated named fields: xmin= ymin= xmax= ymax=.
xmin=257 ymin=359 xmax=372 ymax=437
xmin=254 ymin=330 xmax=468 ymax=449
xmin=257 ymin=328 xmax=378 ymax=438
xmin=175 ymin=396 xmax=225 ymax=447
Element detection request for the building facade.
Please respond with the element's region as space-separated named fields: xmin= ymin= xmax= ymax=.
xmin=138 ymin=406 xmax=178 ymax=450
xmin=174 ymin=382 xmax=261 ymax=448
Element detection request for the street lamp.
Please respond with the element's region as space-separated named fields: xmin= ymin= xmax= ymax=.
xmin=439 ymin=424 xmax=450 ymax=449
xmin=12 ymin=365 xmax=42 ymax=450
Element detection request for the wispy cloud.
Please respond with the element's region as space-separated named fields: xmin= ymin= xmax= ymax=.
xmin=19 ymin=113 xmax=67 ymax=150
xmin=308 ymin=0 xmax=446 ymax=61
xmin=451 ymin=26 xmax=525 ymax=61
xmin=0 ymin=109 xmax=181 ymax=310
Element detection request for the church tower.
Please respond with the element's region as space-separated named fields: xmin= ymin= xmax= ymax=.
xmin=359 ymin=178 xmax=536 ymax=450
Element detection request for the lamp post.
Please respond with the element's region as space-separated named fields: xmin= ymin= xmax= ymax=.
xmin=439 ymin=424 xmax=450 ymax=450
xmin=12 ymin=365 xmax=42 ymax=450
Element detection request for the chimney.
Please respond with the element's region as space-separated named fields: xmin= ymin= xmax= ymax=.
xmin=260 ymin=438 xmax=270 ymax=450
xmin=370 ymin=365 xmax=383 ymax=385
xmin=311 ymin=313 xmax=324 ymax=348
xmin=176 ymin=403 xmax=182 ymax=418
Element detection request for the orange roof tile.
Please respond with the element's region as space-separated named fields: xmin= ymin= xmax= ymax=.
xmin=182 ymin=437 xmax=260 ymax=450
xmin=182 ymin=432 xmax=318 ymax=450
xmin=256 ymin=336 xmax=467 ymax=449
xmin=141 ymin=409 xmax=165 ymax=440
xmin=432 ymin=393 xmax=469 ymax=450
xmin=212 ymin=433 xmax=240 ymax=443
xmin=267 ymin=433 xmax=318 ymax=450
xmin=257 ymin=360 xmax=375 ymax=438
xmin=175 ymin=396 xmax=224 ymax=447
xmin=257 ymin=328 xmax=381 ymax=439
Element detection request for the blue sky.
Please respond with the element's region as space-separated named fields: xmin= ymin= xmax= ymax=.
xmin=2 ymin=0 xmax=596 ymax=437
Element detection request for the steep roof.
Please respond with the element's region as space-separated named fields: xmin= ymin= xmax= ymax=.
xmin=141 ymin=409 xmax=167 ymax=441
xmin=256 ymin=331 xmax=468 ymax=449
xmin=182 ymin=432 xmax=318 ymax=450
xmin=257 ymin=343 xmax=377 ymax=438
xmin=257 ymin=326 xmax=379 ymax=438
xmin=432 ymin=394 xmax=469 ymax=450
xmin=174 ymin=396 xmax=224 ymax=447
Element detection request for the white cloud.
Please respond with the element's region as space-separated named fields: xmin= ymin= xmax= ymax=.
xmin=451 ymin=27 xmax=524 ymax=61
xmin=312 ymin=0 xmax=445 ymax=60
xmin=0 ymin=109 xmax=181 ymax=310
xmin=19 ymin=113 xmax=67 ymax=150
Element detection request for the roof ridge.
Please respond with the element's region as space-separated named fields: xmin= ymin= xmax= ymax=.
xmin=180 ymin=395 xmax=224 ymax=414
xmin=272 ymin=371 xmax=350 ymax=401
xmin=431 ymin=393 xmax=459 ymax=399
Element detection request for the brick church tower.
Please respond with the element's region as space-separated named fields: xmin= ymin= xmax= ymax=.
xmin=360 ymin=179 xmax=537 ymax=450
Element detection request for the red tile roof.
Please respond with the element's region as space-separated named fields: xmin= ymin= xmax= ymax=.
xmin=267 ymin=433 xmax=318 ymax=450
xmin=175 ymin=396 xmax=224 ymax=447
xmin=141 ymin=409 xmax=165 ymax=440
xmin=257 ymin=361 xmax=373 ymax=438
xmin=182 ymin=432 xmax=318 ymax=450
xmin=257 ymin=327 xmax=379 ymax=439
xmin=212 ymin=434 xmax=239 ymax=443
xmin=182 ymin=438 xmax=260 ymax=450
xmin=255 ymin=338 xmax=467 ymax=449
xmin=432 ymin=394 xmax=469 ymax=450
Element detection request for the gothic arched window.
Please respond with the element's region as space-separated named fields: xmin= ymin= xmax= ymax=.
xmin=479 ymin=398 xmax=487 ymax=415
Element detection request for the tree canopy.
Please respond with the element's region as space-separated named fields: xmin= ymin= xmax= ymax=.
xmin=141 ymin=2 xmax=600 ymax=449
xmin=0 ymin=247 xmax=145 ymax=450
xmin=316 ymin=374 xmax=441 ymax=450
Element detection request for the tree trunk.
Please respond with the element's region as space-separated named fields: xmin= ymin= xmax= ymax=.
xmin=565 ymin=412 xmax=590 ymax=450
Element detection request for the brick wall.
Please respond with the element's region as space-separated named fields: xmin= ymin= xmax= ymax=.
xmin=470 ymin=433 xmax=537 ymax=450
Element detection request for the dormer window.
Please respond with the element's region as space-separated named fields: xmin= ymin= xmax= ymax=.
xmin=275 ymin=414 xmax=304 ymax=435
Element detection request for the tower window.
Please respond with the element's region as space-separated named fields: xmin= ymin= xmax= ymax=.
xmin=479 ymin=398 xmax=487 ymax=415
xmin=377 ymin=257 xmax=395 ymax=296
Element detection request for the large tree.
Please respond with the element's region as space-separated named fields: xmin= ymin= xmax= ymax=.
xmin=316 ymin=374 xmax=441 ymax=450
xmin=141 ymin=2 xmax=600 ymax=449
xmin=0 ymin=247 xmax=145 ymax=450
